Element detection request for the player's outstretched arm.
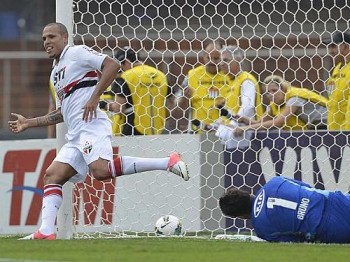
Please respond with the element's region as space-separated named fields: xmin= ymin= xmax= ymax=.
xmin=8 ymin=109 xmax=63 ymax=133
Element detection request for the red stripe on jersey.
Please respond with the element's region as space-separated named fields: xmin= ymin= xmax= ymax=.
xmin=63 ymin=71 xmax=98 ymax=94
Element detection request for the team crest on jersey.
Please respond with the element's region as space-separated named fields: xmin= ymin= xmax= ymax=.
xmin=254 ymin=189 xmax=265 ymax=218
xmin=82 ymin=141 xmax=93 ymax=154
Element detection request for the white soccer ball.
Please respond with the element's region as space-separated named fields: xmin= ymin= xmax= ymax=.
xmin=155 ymin=215 xmax=182 ymax=236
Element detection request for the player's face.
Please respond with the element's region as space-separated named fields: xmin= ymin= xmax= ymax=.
xmin=220 ymin=51 xmax=230 ymax=74
xmin=220 ymin=51 xmax=241 ymax=76
xmin=267 ymin=82 xmax=285 ymax=105
xmin=42 ymin=25 xmax=68 ymax=59
xmin=203 ymin=46 xmax=221 ymax=74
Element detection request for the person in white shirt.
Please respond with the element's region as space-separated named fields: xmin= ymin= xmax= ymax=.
xmin=8 ymin=22 xmax=189 ymax=240
xmin=212 ymin=45 xmax=263 ymax=148
xmin=218 ymin=45 xmax=263 ymax=122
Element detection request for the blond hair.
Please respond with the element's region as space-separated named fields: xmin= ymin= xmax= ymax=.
xmin=263 ymin=75 xmax=290 ymax=92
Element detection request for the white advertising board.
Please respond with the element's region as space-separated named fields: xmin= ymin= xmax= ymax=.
xmin=0 ymin=135 xmax=202 ymax=235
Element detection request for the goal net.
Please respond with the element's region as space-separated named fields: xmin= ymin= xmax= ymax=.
xmin=58 ymin=0 xmax=350 ymax=238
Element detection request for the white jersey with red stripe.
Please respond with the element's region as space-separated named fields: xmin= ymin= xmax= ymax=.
xmin=50 ymin=45 xmax=110 ymax=141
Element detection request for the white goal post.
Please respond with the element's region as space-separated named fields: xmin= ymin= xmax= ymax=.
xmin=56 ymin=0 xmax=350 ymax=239
xmin=56 ymin=0 xmax=74 ymax=239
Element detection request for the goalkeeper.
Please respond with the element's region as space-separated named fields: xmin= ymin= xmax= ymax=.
xmin=219 ymin=176 xmax=350 ymax=243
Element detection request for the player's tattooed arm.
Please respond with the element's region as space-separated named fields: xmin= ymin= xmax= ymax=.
xmin=36 ymin=109 xmax=64 ymax=126
xmin=8 ymin=109 xmax=63 ymax=134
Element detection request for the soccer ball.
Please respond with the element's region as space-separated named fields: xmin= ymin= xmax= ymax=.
xmin=155 ymin=215 xmax=182 ymax=236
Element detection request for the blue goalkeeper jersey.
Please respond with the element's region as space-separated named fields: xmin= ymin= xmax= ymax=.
xmin=252 ymin=176 xmax=328 ymax=242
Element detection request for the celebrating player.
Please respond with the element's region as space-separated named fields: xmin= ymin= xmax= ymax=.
xmin=8 ymin=22 xmax=189 ymax=240
xmin=219 ymin=176 xmax=350 ymax=243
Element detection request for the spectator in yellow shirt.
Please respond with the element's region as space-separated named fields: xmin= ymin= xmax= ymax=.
xmin=234 ymin=75 xmax=328 ymax=136
xmin=104 ymin=47 xmax=170 ymax=135
xmin=218 ymin=45 xmax=264 ymax=122
xmin=48 ymin=81 xmax=56 ymax=138
xmin=323 ymin=31 xmax=350 ymax=130
xmin=178 ymin=41 xmax=230 ymax=132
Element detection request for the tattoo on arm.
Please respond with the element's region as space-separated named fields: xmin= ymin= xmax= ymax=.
xmin=36 ymin=109 xmax=63 ymax=127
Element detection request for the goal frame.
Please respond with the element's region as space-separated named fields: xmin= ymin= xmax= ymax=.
xmin=56 ymin=0 xmax=74 ymax=240
xmin=54 ymin=0 xmax=350 ymax=240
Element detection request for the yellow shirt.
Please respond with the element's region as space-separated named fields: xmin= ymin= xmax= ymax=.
xmin=121 ymin=64 xmax=168 ymax=135
xmin=49 ymin=80 xmax=56 ymax=104
xmin=326 ymin=62 xmax=342 ymax=96
xmin=188 ymin=65 xmax=230 ymax=125
xmin=225 ymin=71 xmax=264 ymax=120
xmin=328 ymin=62 xmax=350 ymax=130
xmin=100 ymin=86 xmax=124 ymax=136
xmin=270 ymin=87 xmax=328 ymax=130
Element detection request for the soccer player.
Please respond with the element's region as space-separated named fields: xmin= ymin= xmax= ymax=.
xmin=324 ymin=31 xmax=350 ymax=130
xmin=8 ymin=22 xmax=189 ymax=240
xmin=102 ymin=47 xmax=170 ymax=135
xmin=219 ymin=176 xmax=350 ymax=243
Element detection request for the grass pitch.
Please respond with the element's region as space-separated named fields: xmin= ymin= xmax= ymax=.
xmin=0 ymin=236 xmax=349 ymax=262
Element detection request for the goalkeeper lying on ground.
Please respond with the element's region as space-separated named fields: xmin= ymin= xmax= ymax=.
xmin=220 ymin=176 xmax=350 ymax=243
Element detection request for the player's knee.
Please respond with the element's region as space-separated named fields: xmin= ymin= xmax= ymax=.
xmin=91 ymin=170 xmax=109 ymax=181
xmin=44 ymin=167 xmax=58 ymax=184
xmin=90 ymin=167 xmax=110 ymax=181
xmin=89 ymin=159 xmax=112 ymax=181
xmin=44 ymin=165 xmax=72 ymax=185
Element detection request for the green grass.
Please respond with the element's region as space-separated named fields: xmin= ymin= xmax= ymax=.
xmin=1 ymin=237 xmax=350 ymax=262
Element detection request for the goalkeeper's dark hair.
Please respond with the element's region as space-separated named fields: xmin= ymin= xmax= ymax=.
xmin=219 ymin=188 xmax=252 ymax=218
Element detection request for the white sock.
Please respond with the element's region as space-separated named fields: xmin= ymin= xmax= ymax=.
xmin=121 ymin=156 xmax=169 ymax=175
xmin=39 ymin=185 xmax=63 ymax=235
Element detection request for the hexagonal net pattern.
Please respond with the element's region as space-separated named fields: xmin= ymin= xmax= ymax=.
xmin=68 ymin=0 xmax=350 ymax=239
